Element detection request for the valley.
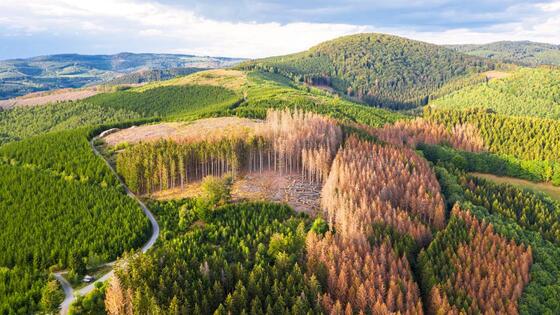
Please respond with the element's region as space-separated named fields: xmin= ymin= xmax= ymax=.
xmin=0 ymin=53 xmax=244 ymax=100
xmin=1 ymin=31 xmax=559 ymax=315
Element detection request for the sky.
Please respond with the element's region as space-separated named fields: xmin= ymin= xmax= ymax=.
xmin=0 ymin=0 xmax=559 ymax=60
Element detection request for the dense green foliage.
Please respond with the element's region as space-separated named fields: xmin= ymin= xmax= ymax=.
xmin=417 ymin=214 xmax=471 ymax=307
xmin=418 ymin=143 xmax=560 ymax=185
xmin=0 ymin=70 xmax=403 ymax=145
xmin=425 ymin=108 xmax=560 ymax=169
xmin=241 ymin=33 xmax=494 ymax=109
xmin=0 ymin=129 xmax=150 ymax=314
xmin=430 ymin=67 xmax=560 ymax=119
xmin=0 ymin=266 xmax=47 ymax=313
xmin=236 ymin=71 xmax=406 ymax=127
xmin=116 ymin=137 xmax=262 ymax=194
xmin=433 ymin=166 xmax=560 ymax=313
xmin=447 ymin=41 xmax=560 ymax=66
xmin=87 ymin=85 xmax=240 ymax=119
xmin=0 ymin=128 xmax=119 ymax=186
xmin=0 ymin=101 xmax=140 ymax=145
xmin=0 ymin=84 xmax=239 ymax=145
xmin=115 ymin=200 xmax=319 ymax=314
xmin=461 ymin=175 xmax=560 ymax=244
xmin=0 ymin=162 xmax=149 ymax=313
xmin=69 ymin=282 xmax=107 ymax=315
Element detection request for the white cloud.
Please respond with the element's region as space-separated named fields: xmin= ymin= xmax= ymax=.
xmin=0 ymin=0 xmax=558 ymax=58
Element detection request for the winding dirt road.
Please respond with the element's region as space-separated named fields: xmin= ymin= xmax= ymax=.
xmin=54 ymin=134 xmax=160 ymax=314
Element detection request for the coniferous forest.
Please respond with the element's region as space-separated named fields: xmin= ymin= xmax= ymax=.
xmin=2 ymin=32 xmax=560 ymax=315
xmin=0 ymin=128 xmax=150 ymax=313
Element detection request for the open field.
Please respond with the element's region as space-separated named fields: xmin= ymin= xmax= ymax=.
xmin=103 ymin=117 xmax=262 ymax=146
xmin=0 ymin=87 xmax=101 ymax=108
xmin=471 ymin=172 xmax=560 ymax=201
xmin=150 ymin=171 xmax=321 ymax=215
xmin=136 ymin=69 xmax=247 ymax=92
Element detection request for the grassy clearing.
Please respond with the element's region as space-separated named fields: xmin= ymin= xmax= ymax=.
xmin=134 ymin=69 xmax=248 ymax=92
xmin=471 ymin=172 xmax=560 ymax=201
xmin=103 ymin=117 xmax=262 ymax=147
xmin=64 ymin=264 xmax=113 ymax=290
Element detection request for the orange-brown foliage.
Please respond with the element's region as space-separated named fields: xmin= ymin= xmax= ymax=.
xmin=260 ymin=108 xmax=342 ymax=181
xmin=306 ymin=232 xmax=423 ymax=314
xmin=375 ymin=118 xmax=485 ymax=152
xmin=105 ymin=276 xmax=133 ymax=315
xmin=321 ymin=136 xmax=445 ymax=245
xmin=117 ymin=109 xmax=342 ymax=194
xmin=305 ymin=135 xmax=448 ymax=313
xmin=430 ymin=205 xmax=533 ymax=315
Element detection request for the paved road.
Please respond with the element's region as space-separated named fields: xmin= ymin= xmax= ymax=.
xmin=53 ymin=273 xmax=73 ymax=314
xmin=54 ymin=133 xmax=159 ymax=314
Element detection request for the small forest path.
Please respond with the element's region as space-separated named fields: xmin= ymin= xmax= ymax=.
xmin=55 ymin=133 xmax=160 ymax=314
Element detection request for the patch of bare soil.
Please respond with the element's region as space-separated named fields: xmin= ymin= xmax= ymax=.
xmin=0 ymin=87 xmax=102 ymax=108
xmin=103 ymin=117 xmax=263 ymax=147
xmin=150 ymin=171 xmax=321 ymax=215
xmin=232 ymin=171 xmax=321 ymax=215
xmin=484 ymin=70 xmax=511 ymax=80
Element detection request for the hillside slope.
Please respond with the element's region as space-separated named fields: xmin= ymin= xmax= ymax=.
xmin=102 ymin=67 xmax=205 ymax=85
xmin=0 ymin=69 xmax=404 ymax=145
xmin=0 ymin=53 xmax=243 ymax=99
xmin=448 ymin=41 xmax=560 ymax=66
xmin=240 ymin=33 xmax=495 ymax=109
xmin=429 ymin=67 xmax=560 ymax=119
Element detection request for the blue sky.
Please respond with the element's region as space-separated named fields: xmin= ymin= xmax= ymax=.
xmin=0 ymin=0 xmax=559 ymax=59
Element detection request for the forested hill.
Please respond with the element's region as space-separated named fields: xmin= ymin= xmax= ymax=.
xmin=429 ymin=67 xmax=560 ymax=119
xmin=239 ymin=33 xmax=495 ymax=109
xmin=0 ymin=53 xmax=244 ymax=99
xmin=447 ymin=41 xmax=560 ymax=66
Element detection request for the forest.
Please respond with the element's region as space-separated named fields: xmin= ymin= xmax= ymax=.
xmin=424 ymin=108 xmax=560 ymax=162
xmin=116 ymin=109 xmax=342 ymax=194
xmin=424 ymin=108 xmax=560 ymax=185
xmin=461 ymin=175 xmax=560 ymax=244
xmin=0 ymin=128 xmax=121 ymax=186
xmin=447 ymin=41 xmax=560 ymax=66
xmin=0 ymin=101 xmax=140 ymax=145
xmin=109 ymin=110 xmax=450 ymax=314
xmin=0 ymin=128 xmax=150 ymax=314
xmin=233 ymin=71 xmax=405 ymax=127
xmin=430 ymin=67 xmax=560 ymax=119
xmin=432 ymin=166 xmax=560 ymax=313
xmin=374 ymin=117 xmax=485 ymax=153
xmin=69 ymin=100 xmax=560 ymax=314
xmin=419 ymin=204 xmax=532 ymax=314
xmin=86 ymin=84 xmax=240 ymax=119
xmin=3 ymin=32 xmax=560 ymax=314
xmin=104 ymin=131 xmax=448 ymax=314
xmin=240 ymin=33 xmax=495 ymax=109
xmin=106 ymin=201 xmax=316 ymax=314
xmin=0 ymin=70 xmax=404 ymax=146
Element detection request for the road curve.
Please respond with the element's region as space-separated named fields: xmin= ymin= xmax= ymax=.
xmin=55 ymin=133 xmax=160 ymax=314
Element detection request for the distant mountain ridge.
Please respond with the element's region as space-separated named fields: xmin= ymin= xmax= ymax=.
xmin=447 ymin=41 xmax=560 ymax=66
xmin=240 ymin=33 xmax=495 ymax=110
xmin=0 ymin=52 xmax=244 ymax=99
